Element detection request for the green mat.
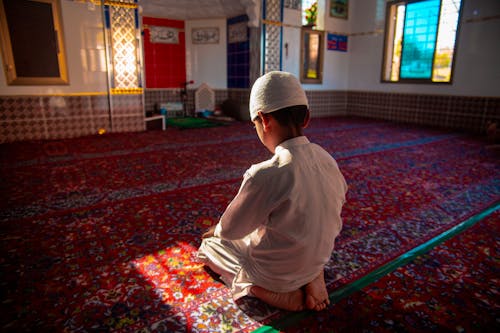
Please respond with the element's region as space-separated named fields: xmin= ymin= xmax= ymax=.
xmin=166 ymin=117 xmax=226 ymax=129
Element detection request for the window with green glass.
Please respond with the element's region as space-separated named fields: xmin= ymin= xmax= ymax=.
xmin=382 ymin=0 xmax=462 ymax=83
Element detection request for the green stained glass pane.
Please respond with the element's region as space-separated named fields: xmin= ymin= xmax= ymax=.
xmin=400 ymin=0 xmax=440 ymax=79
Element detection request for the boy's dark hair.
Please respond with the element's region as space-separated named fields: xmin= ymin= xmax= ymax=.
xmin=267 ymin=105 xmax=308 ymax=128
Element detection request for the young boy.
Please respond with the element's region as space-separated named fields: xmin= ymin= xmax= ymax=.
xmin=198 ymin=71 xmax=347 ymax=311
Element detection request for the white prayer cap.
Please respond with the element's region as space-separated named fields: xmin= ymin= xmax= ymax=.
xmin=249 ymin=71 xmax=308 ymax=121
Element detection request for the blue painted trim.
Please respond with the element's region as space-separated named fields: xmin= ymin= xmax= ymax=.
xmin=134 ymin=8 xmax=139 ymax=29
xmin=279 ymin=0 xmax=283 ymax=70
xmin=104 ymin=6 xmax=110 ymax=29
xmin=261 ymin=0 xmax=266 ymax=73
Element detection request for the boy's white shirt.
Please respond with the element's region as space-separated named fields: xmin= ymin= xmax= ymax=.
xmin=209 ymin=136 xmax=347 ymax=298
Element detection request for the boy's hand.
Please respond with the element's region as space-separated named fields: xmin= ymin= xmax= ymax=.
xmin=202 ymin=225 xmax=217 ymax=239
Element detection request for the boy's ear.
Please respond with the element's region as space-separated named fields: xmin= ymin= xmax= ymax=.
xmin=303 ymin=110 xmax=311 ymax=128
xmin=258 ymin=112 xmax=271 ymax=130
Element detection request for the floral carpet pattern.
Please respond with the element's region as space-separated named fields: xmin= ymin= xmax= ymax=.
xmin=0 ymin=117 xmax=498 ymax=332
xmin=284 ymin=211 xmax=500 ymax=333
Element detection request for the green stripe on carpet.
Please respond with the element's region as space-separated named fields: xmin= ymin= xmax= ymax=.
xmin=166 ymin=117 xmax=227 ymax=129
xmin=252 ymin=201 xmax=500 ymax=333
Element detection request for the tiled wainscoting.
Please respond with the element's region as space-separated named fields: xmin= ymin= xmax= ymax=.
xmin=1 ymin=90 xmax=498 ymax=143
xmin=144 ymin=88 xmax=252 ymax=120
xmin=347 ymin=92 xmax=499 ymax=133
xmin=109 ymin=94 xmax=145 ymax=133
xmin=307 ymin=91 xmax=348 ymax=117
xmin=145 ymin=89 xmax=498 ymax=133
xmin=0 ymin=94 xmax=144 ymax=143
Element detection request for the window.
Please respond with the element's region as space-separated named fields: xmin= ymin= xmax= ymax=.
xmin=300 ymin=1 xmax=323 ymax=83
xmin=382 ymin=0 xmax=462 ymax=83
xmin=0 ymin=0 xmax=68 ymax=85
xmin=300 ymin=28 xmax=324 ymax=84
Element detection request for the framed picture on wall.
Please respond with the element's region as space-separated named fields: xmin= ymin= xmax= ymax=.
xmin=330 ymin=0 xmax=348 ymax=19
xmin=149 ymin=26 xmax=179 ymax=44
xmin=192 ymin=27 xmax=219 ymax=44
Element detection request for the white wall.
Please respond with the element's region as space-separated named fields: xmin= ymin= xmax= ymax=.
xmin=347 ymin=0 xmax=500 ymax=97
xmin=3 ymin=0 xmax=497 ymax=98
xmin=452 ymin=0 xmax=500 ymax=96
xmin=0 ymin=1 xmax=108 ymax=95
xmin=282 ymin=3 xmax=351 ymax=90
xmin=320 ymin=0 xmax=351 ymax=90
xmin=282 ymin=8 xmax=302 ymax=79
xmin=185 ymin=19 xmax=227 ymax=89
xmin=279 ymin=0 xmax=500 ymax=96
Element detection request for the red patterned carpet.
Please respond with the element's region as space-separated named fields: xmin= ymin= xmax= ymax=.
xmin=0 ymin=117 xmax=498 ymax=332
xmin=281 ymin=210 xmax=500 ymax=333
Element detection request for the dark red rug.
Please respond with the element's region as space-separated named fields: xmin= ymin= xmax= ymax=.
xmin=0 ymin=117 xmax=498 ymax=332
xmin=281 ymin=210 xmax=499 ymax=332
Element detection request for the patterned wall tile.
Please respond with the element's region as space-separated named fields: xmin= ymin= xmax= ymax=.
xmin=345 ymin=91 xmax=494 ymax=133
xmin=0 ymin=93 xmax=144 ymax=143
xmin=1 ymin=119 xmax=46 ymax=142
xmin=93 ymin=116 xmax=112 ymax=133
xmin=215 ymin=89 xmax=229 ymax=104
xmin=0 ymin=96 xmax=46 ymax=121
xmin=284 ymin=0 xmax=301 ymax=10
xmin=415 ymin=110 xmax=447 ymax=128
xmin=91 ymin=95 xmax=111 ymax=117
xmin=111 ymin=94 xmax=143 ymax=116
xmin=449 ymin=96 xmax=486 ymax=115
xmin=46 ymin=117 xmax=95 ymax=139
xmin=46 ymin=96 xmax=89 ymax=118
xmin=415 ymin=95 xmax=449 ymax=127
xmin=485 ymin=98 xmax=500 ymax=123
xmin=447 ymin=114 xmax=484 ymax=132
xmin=419 ymin=95 xmax=450 ymax=113
xmin=391 ymin=93 xmax=419 ymax=111
xmin=186 ymin=90 xmax=195 ymax=117
xmin=264 ymin=25 xmax=281 ymax=73
xmin=109 ymin=5 xmax=140 ymax=89
xmin=263 ymin=0 xmax=282 ymax=73
xmin=306 ymin=90 xmax=347 ymax=117
xmin=265 ymin=0 xmax=282 ymax=21
xmin=227 ymin=89 xmax=250 ymax=107
xmin=112 ymin=115 xmax=145 ymax=132
xmin=1 ymin=91 xmax=496 ymax=143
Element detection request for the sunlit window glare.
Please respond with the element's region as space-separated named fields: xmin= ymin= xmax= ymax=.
xmin=112 ymin=26 xmax=139 ymax=88
xmin=307 ymin=34 xmax=320 ymax=78
xmin=433 ymin=0 xmax=461 ymax=82
xmin=390 ymin=5 xmax=406 ymax=81
xmin=132 ymin=242 xmax=205 ymax=304
xmin=384 ymin=0 xmax=462 ymax=83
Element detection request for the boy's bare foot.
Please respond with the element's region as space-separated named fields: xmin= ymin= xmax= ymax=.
xmin=250 ymin=286 xmax=305 ymax=311
xmin=304 ymin=270 xmax=330 ymax=311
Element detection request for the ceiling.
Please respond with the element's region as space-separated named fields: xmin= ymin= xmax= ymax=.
xmin=138 ymin=0 xmax=249 ymax=21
